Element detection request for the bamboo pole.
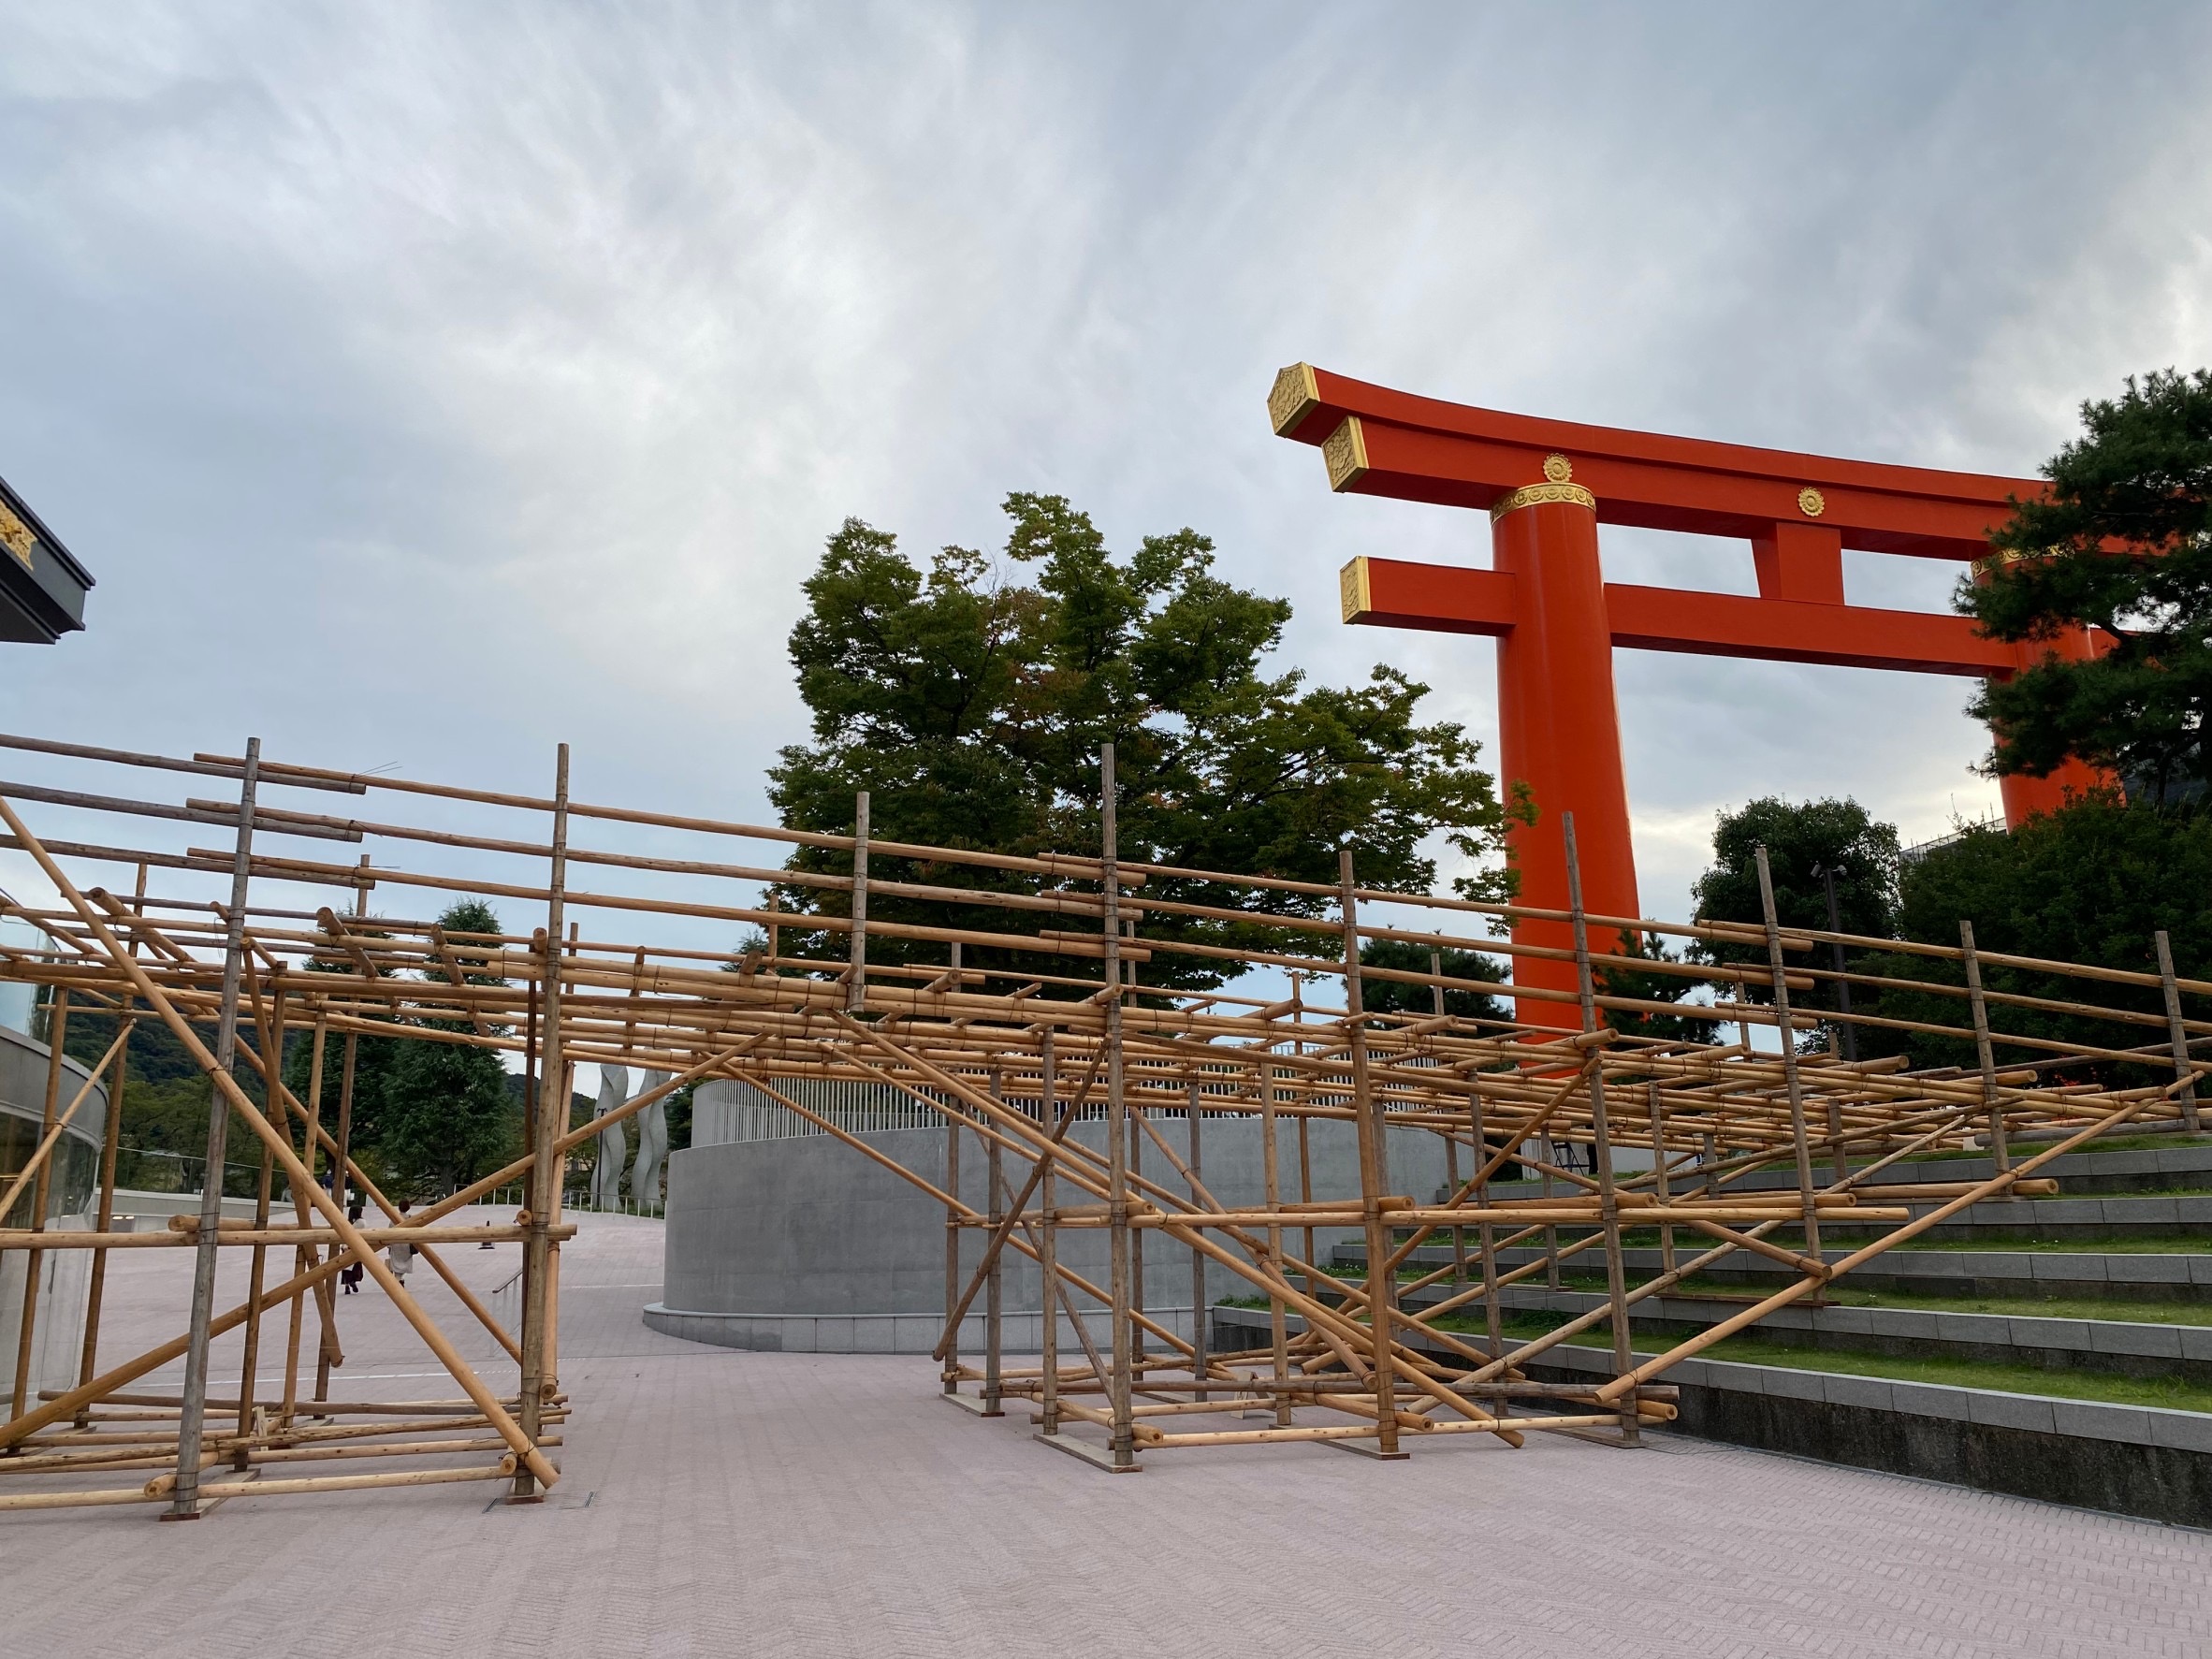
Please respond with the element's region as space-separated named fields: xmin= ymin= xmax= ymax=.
xmin=1960 ymin=919 xmax=2011 ymax=1173
xmin=1339 ymin=848 xmax=1398 ymax=1457
xmin=0 ymin=797 xmax=559 ymax=1490
xmin=1038 ymin=1029 xmax=1060 ymax=1436
xmin=232 ymin=977 xmax=286 ymax=1462
xmin=514 ymin=744 xmax=569 ymax=1501
xmin=943 ymin=1046 xmax=963 ymax=1398
xmin=2157 ymin=929 xmax=2199 ymax=1134
xmin=1102 ymin=743 xmax=1135 ymax=1471
xmin=1565 ymin=816 xmax=1636 ymax=1445
xmin=1259 ymin=1049 xmax=1291 ymax=1426
xmin=317 ymin=880 xmax=364 ymax=1409
xmin=170 ymin=736 xmax=258 ymax=1518
xmin=1755 ymin=846 xmax=1821 ymax=1259
xmin=982 ymin=1064 xmax=1005 ymax=1417
xmin=280 ymin=1012 xmax=327 ymax=1423
xmin=1186 ymin=1075 xmax=1208 ymax=1402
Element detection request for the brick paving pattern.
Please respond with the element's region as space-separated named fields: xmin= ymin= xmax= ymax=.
xmin=7 ymin=1212 xmax=2207 ymax=1657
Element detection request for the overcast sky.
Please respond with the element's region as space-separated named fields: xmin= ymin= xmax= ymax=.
xmin=5 ymin=3 xmax=2211 ymax=944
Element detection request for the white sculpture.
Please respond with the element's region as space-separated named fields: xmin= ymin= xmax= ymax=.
xmin=632 ymin=1069 xmax=669 ymax=1210
xmin=592 ymin=1065 xmax=630 ymax=1210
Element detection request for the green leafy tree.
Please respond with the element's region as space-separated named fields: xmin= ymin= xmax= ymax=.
xmin=1965 ymin=369 xmax=2212 ymax=802
xmin=1855 ymin=797 xmax=2212 ymax=1073
xmin=1688 ymin=798 xmax=1901 ymax=1054
xmin=282 ymin=919 xmax=406 ymax=1159
xmin=1693 ymin=799 xmax=1899 ymax=974
xmin=1597 ymin=933 xmax=1726 ymax=1047
xmin=1355 ymin=939 xmax=1507 ymax=1022
xmin=768 ymin=497 xmax=1520 ymax=990
xmin=378 ymin=899 xmax=519 ymax=1194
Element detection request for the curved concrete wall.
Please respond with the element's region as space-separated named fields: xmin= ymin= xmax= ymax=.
xmin=648 ymin=1117 xmax=1451 ymax=1354
xmin=0 ymin=1023 xmax=110 ymax=1404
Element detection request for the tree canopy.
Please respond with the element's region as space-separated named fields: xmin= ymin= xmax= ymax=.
xmin=377 ymin=898 xmax=519 ymax=1194
xmin=1848 ymin=796 xmax=2212 ymax=1072
xmin=1964 ymin=369 xmax=2212 ymax=803
xmin=1355 ymin=939 xmax=1506 ymax=1022
xmin=1691 ymin=796 xmax=1900 ymax=995
xmin=766 ymin=495 xmax=1519 ymax=990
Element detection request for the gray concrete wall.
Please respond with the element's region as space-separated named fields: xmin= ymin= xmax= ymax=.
xmin=0 ymin=1022 xmax=108 ymax=1148
xmin=650 ymin=1115 xmax=1450 ymax=1353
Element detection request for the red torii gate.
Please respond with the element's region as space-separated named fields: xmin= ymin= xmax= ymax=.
xmin=1267 ymin=362 xmax=2110 ymax=1027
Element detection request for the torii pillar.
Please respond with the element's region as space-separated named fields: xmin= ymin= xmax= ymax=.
xmin=1268 ymin=363 xmax=2111 ymax=1029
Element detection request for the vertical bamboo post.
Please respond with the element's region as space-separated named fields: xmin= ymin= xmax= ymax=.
xmin=982 ymin=1064 xmax=1004 ymax=1417
xmin=1101 ymin=742 xmax=1136 ymax=1469
xmin=1129 ymin=1033 xmax=1146 ymax=1374
xmin=1541 ymin=1128 xmax=1561 ymax=1289
xmin=1564 ymin=814 xmax=1637 ymax=1445
xmin=847 ymin=792 xmax=869 ymax=1013
xmin=1812 ymin=868 xmax=1854 ymax=1183
xmin=9 ymin=987 xmax=69 ymax=1422
xmin=942 ymin=1011 xmax=963 ymax=1398
xmin=2156 ymin=930 xmax=2200 ymax=1134
xmin=280 ymin=1011 xmax=327 ymax=1423
xmin=1259 ymin=1050 xmax=1290 ymax=1427
xmin=1958 ymin=920 xmax=2010 ymax=1172
xmin=1339 ymin=848 xmax=1399 ymax=1456
xmin=512 ymin=743 xmax=569 ymax=1503
xmin=76 ymin=866 xmax=145 ymax=1424
xmin=1434 ymin=949 xmax=1467 ymax=1288
xmin=510 ymin=964 xmax=539 ymax=1390
xmin=74 ymin=998 xmax=133 ymax=1424
xmin=1651 ymin=1081 xmax=1675 ymax=1277
xmin=1296 ymin=1113 xmax=1316 ymax=1307
xmin=168 ymin=735 xmax=259 ymax=1520
xmin=1818 ymin=864 xmax=1859 ymax=1064
xmin=314 ymin=1019 xmax=358 ymax=1408
xmin=1468 ymin=1085 xmax=1504 ymax=1360
xmin=1755 ymin=846 xmax=1822 ymax=1258
xmin=1186 ymin=1075 xmax=1207 ymax=1402
xmin=233 ymin=980 xmax=287 ymax=1458
xmin=1038 ymin=1028 xmax=1060 ymax=1435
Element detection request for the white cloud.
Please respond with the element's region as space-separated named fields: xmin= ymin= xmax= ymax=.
xmin=2 ymin=1 xmax=2209 ymax=939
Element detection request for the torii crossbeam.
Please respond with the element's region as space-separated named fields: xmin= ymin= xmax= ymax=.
xmin=1268 ymin=363 xmax=2109 ymax=1026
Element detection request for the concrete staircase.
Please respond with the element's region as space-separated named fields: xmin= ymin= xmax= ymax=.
xmin=1211 ymin=1136 xmax=2212 ymax=1524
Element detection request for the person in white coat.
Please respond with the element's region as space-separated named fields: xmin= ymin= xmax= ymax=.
xmin=386 ymin=1200 xmax=417 ymax=1288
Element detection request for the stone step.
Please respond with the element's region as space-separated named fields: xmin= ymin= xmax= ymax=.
xmin=1713 ymin=1138 xmax=2212 ymax=1199
xmin=1474 ymin=1285 xmax=2212 ymax=1384
xmin=1332 ymin=1243 xmax=2212 ymax=1302
xmin=1409 ymin=1188 xmax=2212 ymax=1242
xmin=1206 ymin=1303 xmax=2212 ymax=1525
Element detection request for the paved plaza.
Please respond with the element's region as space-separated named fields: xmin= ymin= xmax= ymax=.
xmin=7 ymin=1211 xmax=2209 ymax=1658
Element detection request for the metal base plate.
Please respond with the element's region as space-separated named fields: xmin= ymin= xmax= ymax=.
xmin=1324 ymin=1438 xmax=1411 ymax=1461
xmin=1034 ymin=1431 xmax=1142 ymax=1473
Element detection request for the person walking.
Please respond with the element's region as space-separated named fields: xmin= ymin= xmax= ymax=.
xmin=342 ymin=1199 xmax=367 ymax=1294
xmin=386 ymin=1199 xmax=417 ymax=1290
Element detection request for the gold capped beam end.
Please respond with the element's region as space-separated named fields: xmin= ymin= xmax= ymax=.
xmin=1339 ymin=558 xmax=1374 ymax=624
xmin=1321 ymin=417 xmax=1370 ymax=491
xmin=1268 ymin=362 xmax=1321 ymax=437
xmin=1490 ymin=480 xmax=1595 ymax=522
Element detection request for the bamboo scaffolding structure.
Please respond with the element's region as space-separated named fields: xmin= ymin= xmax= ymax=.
xmin=1 ymin=723 xmax=2205 ymax=1513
